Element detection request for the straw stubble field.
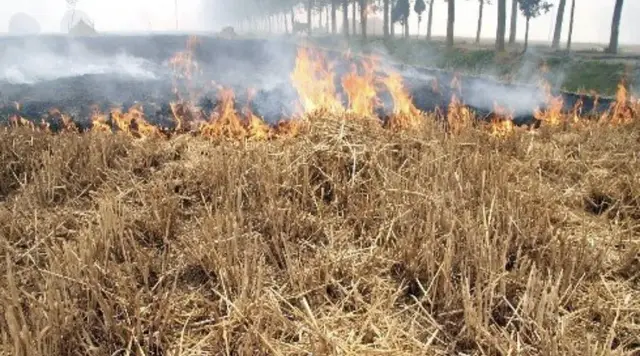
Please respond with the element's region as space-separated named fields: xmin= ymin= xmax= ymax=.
xmin=1 ymin=111 xmax=639 ymax=355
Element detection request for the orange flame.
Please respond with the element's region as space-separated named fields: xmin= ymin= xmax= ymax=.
xmin=488 ymin=102 xmax=515 ymax=138
xmin=111 ymin=104 xmax=163 ymax=138
xmin=607 ymin=81 xmax=635 ymax=125
xmin=447 ymin=94 xmax=473 ymax=134
xmin=198 ymin=87 xmax=247 ymax=139
xmin=48 ymin=108 xmax=79 ymax=133
xmin=170 ymin=35 xmax=203 ymax=103
xmin=243 ymin=88 xmax=274 ymax=140
xmin=90 ymin=107 xmax=112 ymax=133
xmin=341 ymin=60 xmax=379 ymax=117
xmin=290 ymin=48 xmax=344 ymax=115
xmin=534 ymin=81 xmax=565 ymax=126
xmin=7 ymin=40 xmax=635 ymax=143
xmin=382 ymin=72 xmax=422 ymax=129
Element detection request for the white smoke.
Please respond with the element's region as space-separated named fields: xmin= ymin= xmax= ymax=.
xmin=0 ymin=40 xmax=160 ymax=84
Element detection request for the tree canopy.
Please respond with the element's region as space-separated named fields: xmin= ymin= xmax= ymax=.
xmin=517 ymin=0 xmax=552 ymax=19
xmin=391 ymin=0 xmax=410 ymax=25
xmin=8 ymin=13 xmax=41 ymax=35
xmin=414 ymin=0 xmax=427 ymax=21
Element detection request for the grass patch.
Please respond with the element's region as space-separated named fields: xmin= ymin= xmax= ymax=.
xmin=562 ymin=60 xmax=629 ymax=94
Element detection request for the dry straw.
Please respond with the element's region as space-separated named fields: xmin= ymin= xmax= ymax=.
xmin=0 ymin=110 xmax=639 ymax=355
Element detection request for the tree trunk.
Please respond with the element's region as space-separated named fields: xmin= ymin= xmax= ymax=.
xmin=390 ymin=1 xmax=395 ymax=36
xmin=446 ymin=0 xmax=455 ymax=48
xmin=496 ymin=0 xmax=506 ymax=51
xmin=307 ymin=0 xmax=314 ymax=35
xmin=551 ymin=0 xmax=566 ymax=49
xmin=475 ymin=0 xmax=484 ymax=44
xmin=566 ymin=0 xmax=575 ymax=50
xmin=404 ymin=12 xmax=409 ymax=38
xmin=523 ymin=16 xmax=530 ymax=53
xmin=508 ymin=0 xmax=517 ymax=45
xmin=331 ymin=0 xmax=337 ymax=33
xmin=326 ymin=6 xmax=329 ymax=32
xmin=606 ymin=0 xmax=624 ymax=54
xmin=343 ymin=0 xmax=350 ymax=37
xmin=268 ymin=15 xmax=272 ymax=33
xmin=383 ymin=0 xmax=389 ymax=37
xmin=284 ymin=12 xmax=289 ymax=34
xmin=426 ymin=0 xmax=434 ymax=40
xmin=359 ymin=0 xmax=367 ymax=38
xmin=174 ymin=0 xmax=178 ymax=30
xmin=352 ymin=1 xmax=357 ymax=35
xmin=291 ymin=8 xmax=295 ymax=32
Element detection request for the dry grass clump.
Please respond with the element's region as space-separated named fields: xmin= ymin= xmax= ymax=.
xmin=1 ymin=114 xmax=639 ymax=355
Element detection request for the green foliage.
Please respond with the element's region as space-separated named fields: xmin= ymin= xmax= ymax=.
xmin=392 ymin=0 xmax=410 ymax=25
xmin=224 ymin=0 xmax=303 ymax=21
xmin=517 ymin=0 xmax=552 ymax=19
xmin=414 ymin=0 xmax=426 ymax=16
xmin=563 ymin=61 xmax=629 ymax=95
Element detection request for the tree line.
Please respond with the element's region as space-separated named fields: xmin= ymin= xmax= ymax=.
xmin=229 ymin=0 xmax=626 ymax=54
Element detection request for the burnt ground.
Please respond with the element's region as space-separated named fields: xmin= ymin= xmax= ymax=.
xmin=0 ymin=35 xmax=616 ymax=128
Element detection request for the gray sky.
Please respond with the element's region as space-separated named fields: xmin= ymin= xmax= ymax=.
xmin=0 ymin=0 xmax=638 ymax=45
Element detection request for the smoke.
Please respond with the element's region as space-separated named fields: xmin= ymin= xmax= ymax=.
xmin=0 ymin=34 xmax=604 ymax=125
xmin=0 ymin=35 xmax=307 ymax=123
xmin=464 ymin=80 xmax=546 ymax=116
xmin=0 ymin=39 xmax=160 ymax=84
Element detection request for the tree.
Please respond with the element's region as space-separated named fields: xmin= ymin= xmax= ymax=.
xmin=404 ymin=3 xmax=409 ymax=36
xmin=426 ymin=0 xmax=435 ymax=40
xmin=8 ymin=13 xmax=41 ymax=35
xmin=343 ymin=0 xmax=350 ymax=37
xmin=390 ymin=0 xmax=396 ymax=36
xmin=307 ymin=0 xmax=314 ymax=34
xmin=326 ymin=4 xmax=330 ymax=33
xmin=472 ymin=0 xmax=490 ymax=44
xmin=551 ymin=0 xmax=566 ymax=49
xmin=414 ymin=0 xmax=426 ymax=35
xmin=383 ymin=0 xmax=390 ymax=37
xmin=359 ymin=0 xmax=368 ymax=38
xmin=566 ymin=0 xmax=575 ymax=50
xmin=218 ymin=0 xmax=302 ymax=34
xmin=391 ymin=0 xmax=410 ymax=38
xmin=496 ymin=0 xmax=506 ymax=51
xmin=352 ymin=0 xmax=357 ymax=35
xmin=517 ymin=0 xmax=553 ymax=53
xmin=606 ymin=0 xmax=624 ymax=54
xmin=66 ymin=0 xmax=80 ymax=31
xmin=508 ymin=0 xmax=517 ymax=44
xmin=446 ymin=0 xmax=455 ymax=47
xmin=331 ymin=0 xmax=337 ymax=33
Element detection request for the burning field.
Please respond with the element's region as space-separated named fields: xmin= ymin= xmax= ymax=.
xmin=1 ymin=35 xmax=640 ymax=355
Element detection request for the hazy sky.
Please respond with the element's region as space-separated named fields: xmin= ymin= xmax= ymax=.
xmin=1 ymin=0 xmax=638 ymax=45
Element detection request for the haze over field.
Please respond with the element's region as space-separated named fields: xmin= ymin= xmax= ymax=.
xmin=0 ymin=0 xmax=638 ymax=45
